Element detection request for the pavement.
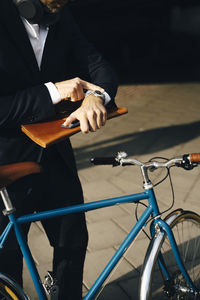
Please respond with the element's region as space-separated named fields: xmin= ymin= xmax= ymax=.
xmin=23 ymin=82 xmax=200 ymax=299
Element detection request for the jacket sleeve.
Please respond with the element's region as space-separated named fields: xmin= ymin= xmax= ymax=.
xmin=62 ymin=7 xmax=118 ymax=101
xmin=0 ymin=84 xmax=55 ymax=129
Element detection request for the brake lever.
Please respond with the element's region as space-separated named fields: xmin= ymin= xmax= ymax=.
xmin=175 ymin=162 xmax=198 ymax=170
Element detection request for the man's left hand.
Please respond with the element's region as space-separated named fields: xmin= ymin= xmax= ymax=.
xmin=62 ymin=94 xmax=107 ymax=133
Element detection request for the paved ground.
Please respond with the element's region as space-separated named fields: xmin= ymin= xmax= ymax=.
xmin=23 ymin=83 xmax=200 ymax=299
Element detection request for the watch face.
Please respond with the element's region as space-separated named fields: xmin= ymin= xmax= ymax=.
xmin=95 ymin=90 xmax=102 ymax=96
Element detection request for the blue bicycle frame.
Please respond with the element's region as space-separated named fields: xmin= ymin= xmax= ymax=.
xmin=0 ymin=186 xmax=196 ymax=299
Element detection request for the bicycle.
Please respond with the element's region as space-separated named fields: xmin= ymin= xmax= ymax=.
xmin=0 ymin=152 xmax=200 ymax=299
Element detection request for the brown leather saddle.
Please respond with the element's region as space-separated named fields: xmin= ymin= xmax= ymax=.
xmin=0 ymin=162 xmax=41 ymax=189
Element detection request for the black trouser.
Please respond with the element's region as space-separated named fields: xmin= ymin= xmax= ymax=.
xmin=0 ymin=148 xmax=88 ymax=300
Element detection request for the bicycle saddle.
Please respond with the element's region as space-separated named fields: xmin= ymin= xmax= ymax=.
xmin=0 ymin=162 xmax=41 ymax=188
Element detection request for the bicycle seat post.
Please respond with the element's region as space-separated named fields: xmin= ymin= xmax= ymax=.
xmin=0 ymin=161 xmax=41 ymax=216
xmin=0 ymin=187 xmax=15 ymax=215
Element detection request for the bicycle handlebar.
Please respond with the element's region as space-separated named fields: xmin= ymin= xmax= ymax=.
xmin=91 ymin=152 xmax=200 ymax=170
xmin=90 ymin=157 xmax=119 ymax=166
xmin=189 ymin=153 xmax=200 ymax=163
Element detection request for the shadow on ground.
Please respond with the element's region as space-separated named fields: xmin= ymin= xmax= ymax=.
xmin=74 ymin=121 xmax=200 ymax=170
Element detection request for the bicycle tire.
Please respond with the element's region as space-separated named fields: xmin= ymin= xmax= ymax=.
xmin=0 ymin=273 xmax=29 ymax=300
xmin=140 ymin=209 xmax=200 ymax=300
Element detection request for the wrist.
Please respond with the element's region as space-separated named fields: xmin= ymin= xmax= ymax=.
xmin=85 ymin=90 xmax=105 ymax=105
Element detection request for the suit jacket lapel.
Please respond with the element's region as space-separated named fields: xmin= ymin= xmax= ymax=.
xmin=40 ymin=23 xmax=58 ymax=76
xmin=0 ymin=0 xmax=40 ymax=79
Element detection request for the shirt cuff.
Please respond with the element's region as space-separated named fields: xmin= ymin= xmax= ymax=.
xmin=45 ymin=82 xmax=61 ymax=104
xmin=85 ymin=90 xmax=111 ymax=105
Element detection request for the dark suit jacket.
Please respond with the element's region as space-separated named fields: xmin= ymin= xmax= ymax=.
xmin=0 ymin=0 xmax=118 ymax=170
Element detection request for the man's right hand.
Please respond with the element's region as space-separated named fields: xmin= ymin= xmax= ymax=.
xmin=55 ymin=77 xmax=104 ymax=102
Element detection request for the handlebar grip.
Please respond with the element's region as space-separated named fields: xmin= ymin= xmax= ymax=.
xmin=91 ymin=157 xmax=119 ymax=166
xmin=189 ymin=153 xmax=200 ymax=163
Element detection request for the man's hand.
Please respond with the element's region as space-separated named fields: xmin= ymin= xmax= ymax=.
xmin=62 ymin=94 xmax=107 ymax=133
xmin=55 ymin=77 xmax=104 ymax=102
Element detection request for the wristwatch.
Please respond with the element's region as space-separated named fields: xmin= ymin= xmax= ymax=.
xmin=87 ymin=90 xmax=106 ymax=105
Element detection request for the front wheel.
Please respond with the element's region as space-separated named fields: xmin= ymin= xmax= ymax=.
xmin=140 ymin=209 xmax=200 ymax=299
xmin=0 ymin=273 xmax=29 ymax=300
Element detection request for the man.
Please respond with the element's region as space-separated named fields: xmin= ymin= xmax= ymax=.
xmin=0 ymin=0 xmax=118 ymax=299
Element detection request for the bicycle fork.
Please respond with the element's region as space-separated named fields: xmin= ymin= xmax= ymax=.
xmin=155 ymin=219 xmax=198 ymax=296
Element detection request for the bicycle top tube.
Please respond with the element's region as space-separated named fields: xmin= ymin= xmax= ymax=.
xmin=17 ymin=192 xmax=149 ymax=224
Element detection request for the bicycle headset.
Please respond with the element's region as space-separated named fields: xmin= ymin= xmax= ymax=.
xmin=13 ymin=0 xmax=60 ymax=26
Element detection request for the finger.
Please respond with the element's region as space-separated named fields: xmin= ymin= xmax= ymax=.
xmin=102 ymin=109 xmax=107 ymax=125
xmin=80 ymin=80 xmax=104 ymax=93
xmin=70 ymin=89 xmax=79 ymax=102
xmin=76 ymin=85 xmax=85 ymax=101
xmin=96 ymin=107 xmax=107 ymax=128
xmin=63 ymin=114 xmax=77 ymax=127
xmin=87 ymin=111 xmax=97 ymax=132
xmin=79 ymin=116 xmax=90 ymax=134
xmin=96 ymin=110 xmax=104 ymax=129
xmin=95 ymin=110 xmax=102 ymax=129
